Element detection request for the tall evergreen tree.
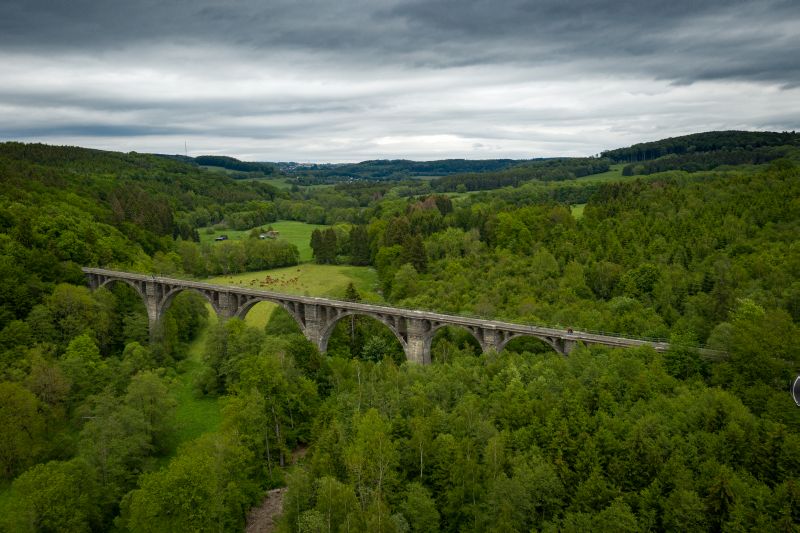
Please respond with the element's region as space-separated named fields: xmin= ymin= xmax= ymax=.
xmin=310 ymin=229 xmax=324 ymax=263
xmin=344 ymin=282 xmax=361 ymax=302
xmin=322 ymin=228 xmax=338 ymax=264
xmin=349 ymin=225 xmax=371 ymax=265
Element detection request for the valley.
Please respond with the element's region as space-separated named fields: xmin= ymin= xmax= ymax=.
xmin=0 ymin=133 xmax=798 ymax=532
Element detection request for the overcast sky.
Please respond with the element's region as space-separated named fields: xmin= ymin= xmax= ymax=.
xmin=0 ymin=0 xmax=798 ymax=162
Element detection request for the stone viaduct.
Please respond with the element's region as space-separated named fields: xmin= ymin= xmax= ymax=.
xmin=83 ymin=267 xmax=675 ymax=364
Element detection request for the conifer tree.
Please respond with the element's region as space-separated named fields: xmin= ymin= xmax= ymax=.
xmin=310 ymin=229 xmax=323 ymax=263
xmin=322 ymin=228 xmax=338 ymax=264
xmin=349 ymin=225 xmax=371 ymax=265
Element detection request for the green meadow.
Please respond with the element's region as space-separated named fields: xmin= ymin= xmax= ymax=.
xmin=569 ymin=163 xmax=626 ymax=183
xmin=167 ymin=315 xmax=222 ymax=455
xmin=209 ymin=263 xmax=380 ymax=328
xmin=200 ymin=220 xmax=328 ymax=262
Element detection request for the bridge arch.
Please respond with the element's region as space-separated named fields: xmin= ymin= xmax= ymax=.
xmin=98 ymin=277 xmax=147 ymax=305
xmin=427 ymin=323 xmax=484 ymax=359
xmin=317 ymin=311 xmax=408 ymax=358
xmin=97 ymin=278 xmax=151 ymax=341
xmin=234 ymin=297 xmax=307 ymax=333
xmin=497 ymin=334 xmax=559 ymax=354
xmin=158 ymin=287 xmax=221 ymax=321
xmin=497 ymin=333 xmax=577 ymax=356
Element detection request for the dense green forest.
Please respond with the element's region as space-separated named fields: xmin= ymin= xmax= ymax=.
xmin=620 ymin=146 xmax=795 ymax=176
xmin=602 ymin=130 xmax=799 ymax=163
xmin=429 ymin=158 xmax=611 ymax=192
xmin=0 ymin=135 xmax=798 ymax=532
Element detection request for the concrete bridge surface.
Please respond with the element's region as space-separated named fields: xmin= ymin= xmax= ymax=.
xmin=83 ymin=267 xmax=683 ymax=364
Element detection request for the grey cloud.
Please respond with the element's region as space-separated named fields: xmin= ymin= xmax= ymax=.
xmin=0 ymin=0 xmax=798 ymax=85
xmin=0 ymin=0 xmax=797 ymax=160
xmin=0 ymin=124 xmax=190 ymax=138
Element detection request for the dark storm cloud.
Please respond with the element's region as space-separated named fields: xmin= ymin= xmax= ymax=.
xmin=1 ymin=0 xmax=798 ymax=85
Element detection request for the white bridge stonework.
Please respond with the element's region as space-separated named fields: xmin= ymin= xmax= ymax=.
xmin=83 ymin=267 xmax=679 ymax=363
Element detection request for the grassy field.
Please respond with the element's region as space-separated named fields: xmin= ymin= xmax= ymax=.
xmin=200 ymin=220 xmax=328 ymax=262
xmin=255 ymin=176 xmax=294 ymax=189
xmin=571 ymin=203 xmax=586 ymax=219
xmin=166 ymin=312 xmax=222 ymax=457
xmin=240 ymin=175 xmax=335 ymax=191
xmin=209 ymin=264 xmax=380 ymax=328
xmin=569 ymin=163 xmax=627 ymax=184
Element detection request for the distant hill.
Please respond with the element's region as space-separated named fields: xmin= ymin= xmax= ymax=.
xmin=277 ymin=158 xmax=524 ymax=183
xmin=150 ymin=130 xmax=800 ymax=184
xmin=193 ymin=155 xmax=277 ymax=175
xmin=430 ymin=157 xmax=611 ymax=192
xmin=154 ymin=153 xmax=277 ymax=175
xmin=602 ymin=130 xmax=799 ymax=163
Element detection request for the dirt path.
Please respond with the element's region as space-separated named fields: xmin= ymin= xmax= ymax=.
xmin=245 ymin=446 xmax=308 ymax=532
xmin=245 ymin=488 xmax=287 ymax=533
xmin=291 ymin=444 xmax=309 ymax=463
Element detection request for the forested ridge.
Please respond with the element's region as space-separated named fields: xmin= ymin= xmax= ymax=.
xmin=0 ymin=136 xmax=798 ymax=532
xmin=279 ymin=159 xmax=524 ymax=184
xmin=602 ymin=130 xmax=800 ymax=163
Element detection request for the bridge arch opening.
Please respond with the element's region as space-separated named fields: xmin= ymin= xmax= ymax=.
xmin=430 ymin=325 xmax=482 ymax=364
xmin=322 ymin=312 xmax=405 ymax=364
xmin=98 ymin=279 xmax=149 ymax=349
xmin=155 ymin=289 xmax=211 ymax=355
xmin=98 ymin=277 xmax=145 ymax=302
xmin=237 ymin=300 xmax=305 ymax=335
xmin=238 ymin=303 xmax=305 ymax=336
xmin=502 ymin=335 xmax=561 ymax=356
xmin=158 ymin=288 xmax=218 ymax=321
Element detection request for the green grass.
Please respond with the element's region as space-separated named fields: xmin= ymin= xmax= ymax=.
xmin=245 ymin=176 xmax=295 ymax=189
xmin=198 ymin=165 xmax=240 ymax=174
xmin=200 ymin=220 xmax=328 ymax=262
xmin=568 ymin=163 xmax=627 ymax=184
xmin=209 ymin=264 xmax=380 ymax=328
xmin=0 ymin=481 xmax=11 ymax=518
xmin=571 ymin=204 xmax=586 ymax=219
xmin=166 ymin=311 xmax=222 ymax=456
xmin=268 ymin=221 xmax=328 ymax=262
xmin=241 ymin=176 xmax=335 ymax=191
xmin=256 ymin=176 xmax=294 ymax=189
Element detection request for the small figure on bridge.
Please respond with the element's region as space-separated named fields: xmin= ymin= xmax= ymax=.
xmin=567 ymin=327 xmax=574 ymax=334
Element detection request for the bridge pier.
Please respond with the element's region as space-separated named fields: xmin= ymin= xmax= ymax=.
xmin=216 ymin=292 xmax=238 ymax=320
xmin=478 ymin=328 xmax=501 ymax=353
xmin=144 ymin=281 xmax=161 ymax=342
xmin=405 ymin=319 xmax=432 ymax=364
xmin=302 ymin=304 xmax=326 ymax=352
xmin=558 ymin=338 xmax=578 ymax=356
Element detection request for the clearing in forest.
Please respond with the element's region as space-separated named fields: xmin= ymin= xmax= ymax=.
xmin=200 ymin=220 xmax=328 ymax=262
xmin=163 ymin=315 xmax=223 ymax=460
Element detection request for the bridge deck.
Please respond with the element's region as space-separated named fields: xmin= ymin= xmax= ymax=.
xmin=82 ymin=267 xmax=722 ymax=357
